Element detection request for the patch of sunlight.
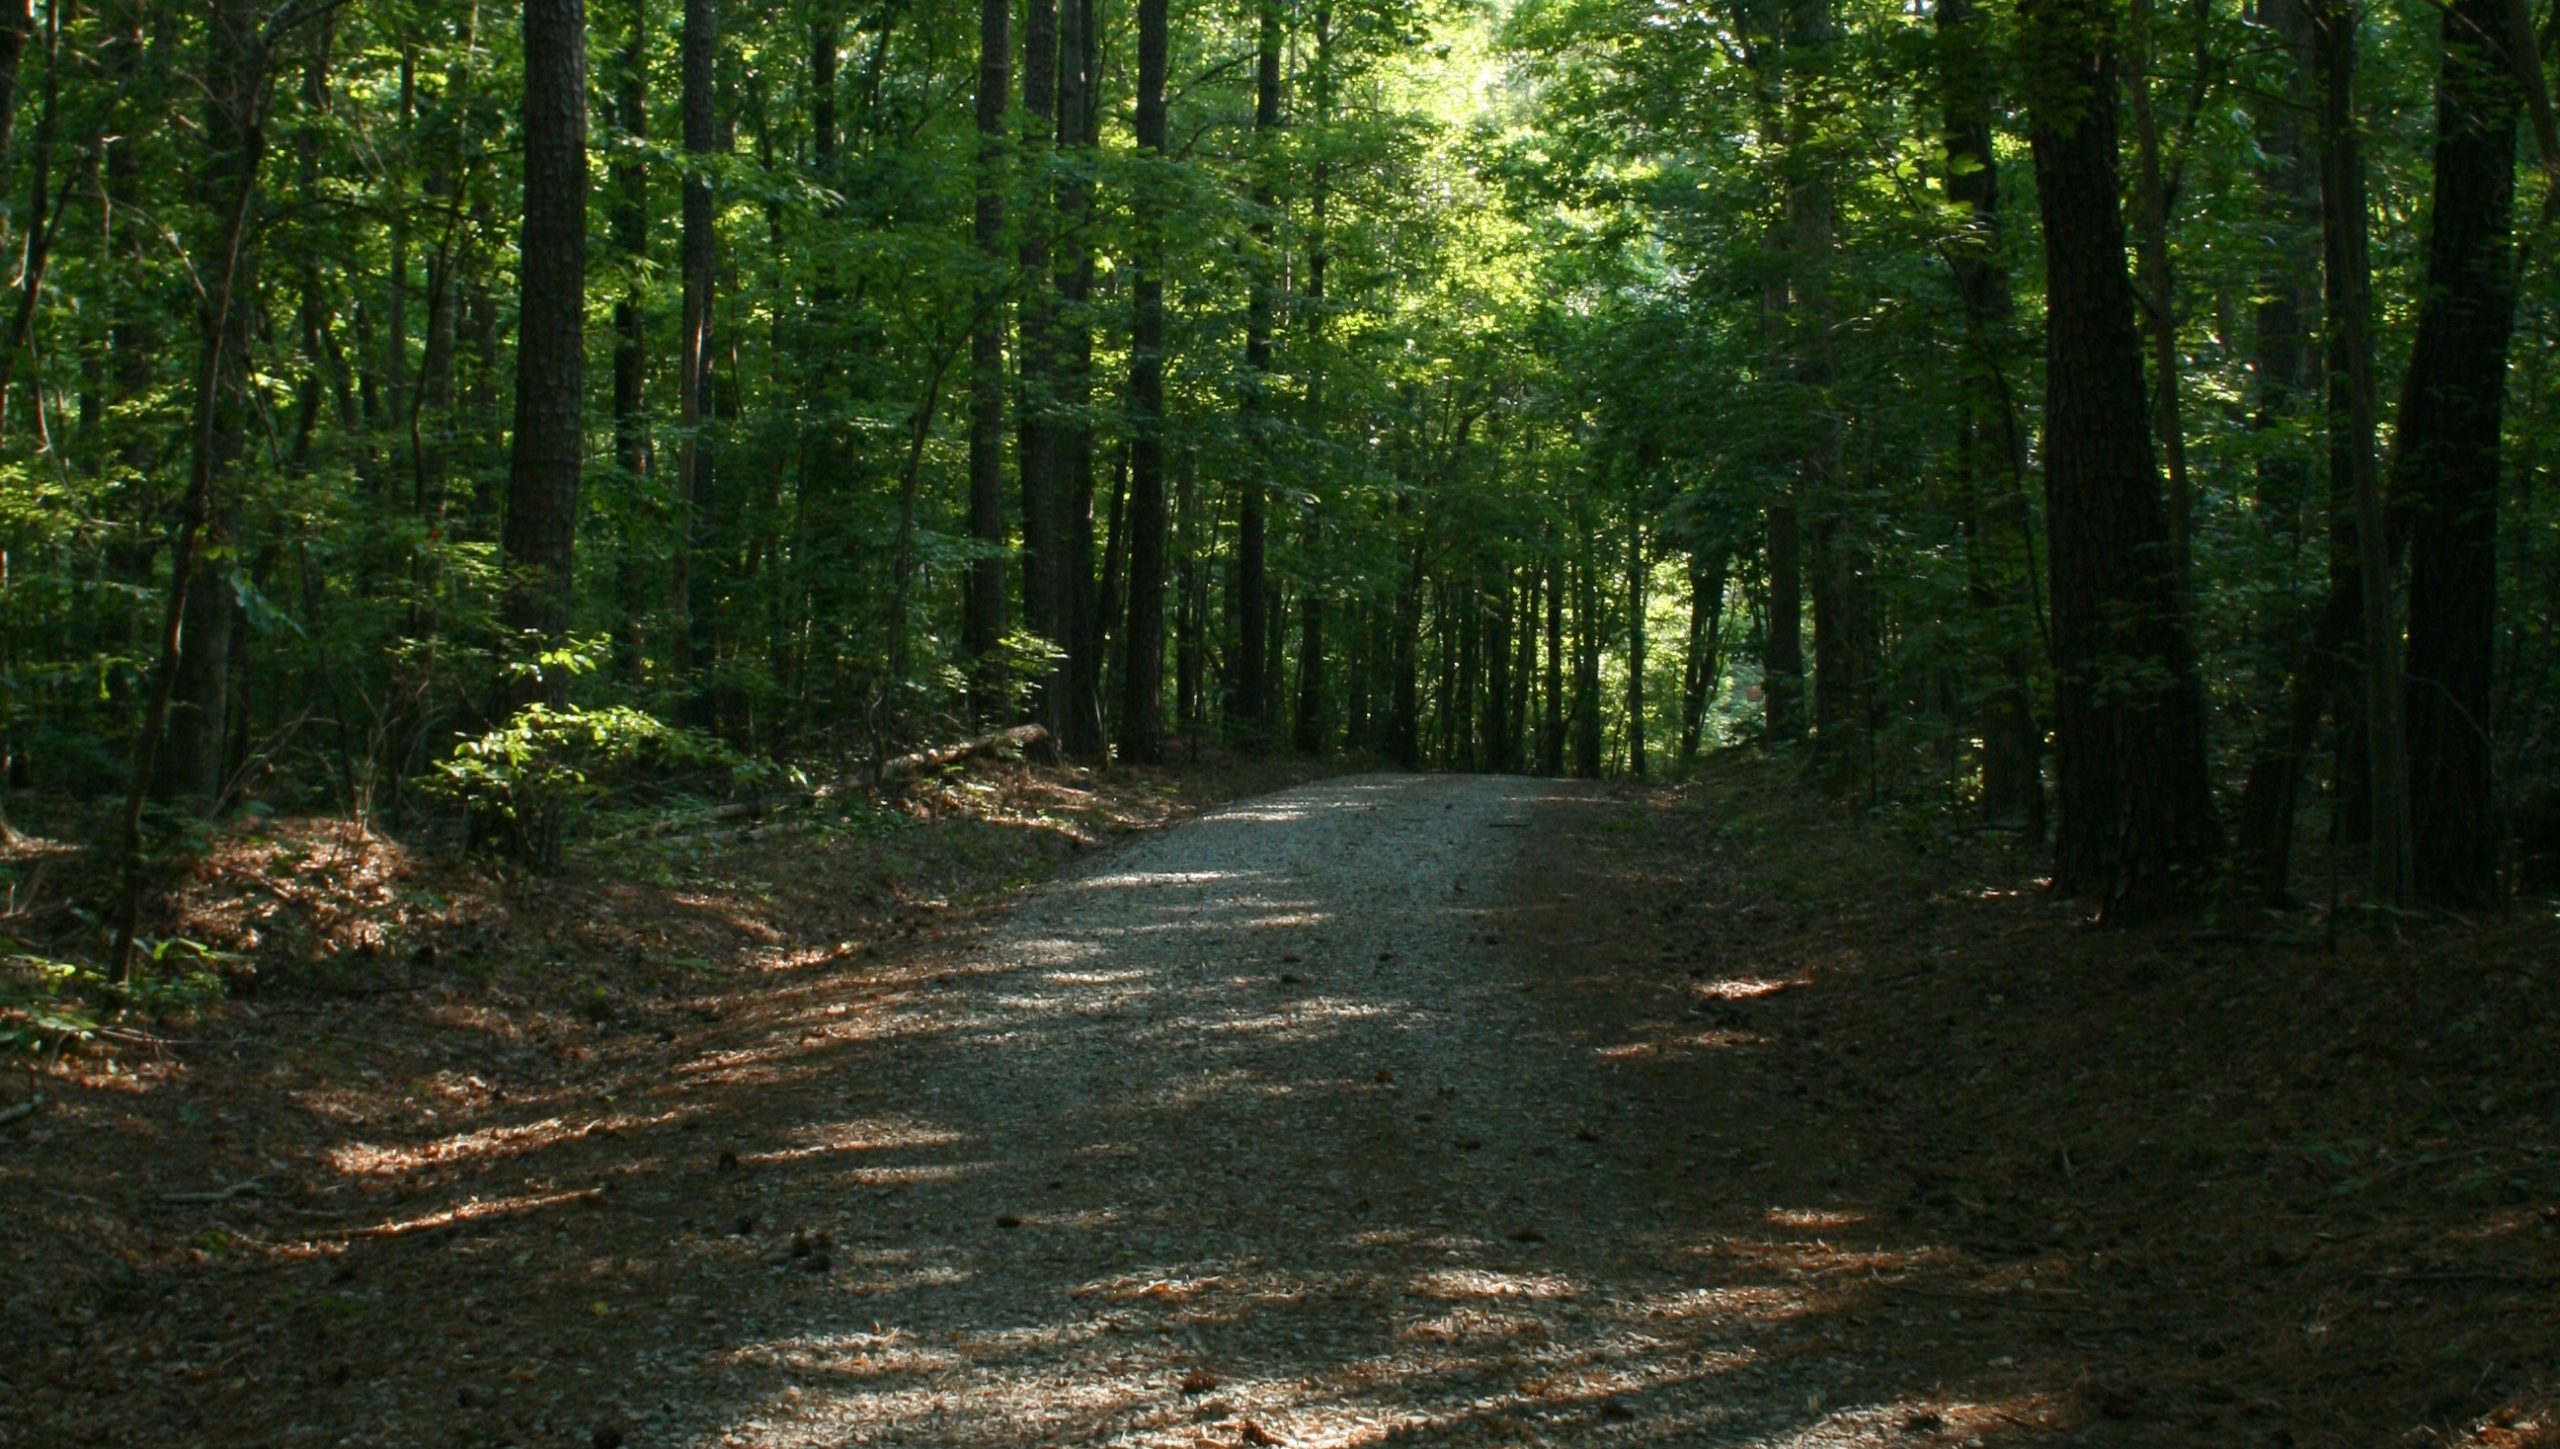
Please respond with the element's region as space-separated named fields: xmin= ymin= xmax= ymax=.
xmin=1765 ymin=1206 xmax=1871 ymax=1230
xmin=1595 ymin=1029 xmax=1770 ymax=1058
xmin=1693 ymin=975 xmax=1808 ymax=1001
xmin=1632 ymin=1283 xmax=1820 ymax=1324
xmin=821 ymin=1161 xmax=986 ymax=1189
xmin=1069 ymin=869 xmax=1245 ymax=891
xmin=1411 ymin=1266 xmax=1580 ymax=1301
xmin=1399 ymin=1305 xmax=1553 ymax=1343
xmin=739 ymin=1117 xmax=971 ymax=1170
xmin=1198 ymin=997 xmax=1397 ymax=1039
xmin=324 ymin=1107 xmax=690 ymax=1177
xmin=835 ymin=1262 xmax=977 ymax=1299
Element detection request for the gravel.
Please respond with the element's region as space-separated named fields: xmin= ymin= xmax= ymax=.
xmin=646 ymin=773 xmax=1830 ymax=1448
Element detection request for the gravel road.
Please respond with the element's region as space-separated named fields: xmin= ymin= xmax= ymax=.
xmin=654 ymin=773 xmax=1847 ymax=1448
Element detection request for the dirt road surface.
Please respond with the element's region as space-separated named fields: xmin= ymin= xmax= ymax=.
xmin=629 ymin=773 xmax=1863 ymax=1448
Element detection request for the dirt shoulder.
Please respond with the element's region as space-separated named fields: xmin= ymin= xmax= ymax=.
xmin=1515 ymin=756 xmax=2557 ymax=1448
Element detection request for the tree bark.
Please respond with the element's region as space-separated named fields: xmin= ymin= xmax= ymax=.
xmin=1118 ymin=0 xmax=1171 ymax=764
xmin=1236 ymin=0 xmax=1284 ymax=745
xmin=1291 ymin=0 xmax=1335 ymax=757
xmin=2312 ymin=0 xmax=2412 ymax=910
xmin=610 ymin=1 xmax=650 ymax=679
xmin=1681 ymin=549 xmax=1729 ymax=767
xmin=153 ymin=0 xmax=266 ymax=808
xmin=121 ymin=0 xmax=270 ymax=969
xmin=674 ymin=0 xmax=717 ymax=687
xmin=964 ymin=0 xmax=1011 ymax=717
xmin=1017 ymin=0 xmax=1067 ymax=750
xmin=1057 ymin=0 xmax=1105 ymax=761
xmin=1937 ymin=0 xmax=2043 ymax=831
xmin=2397 ymin=0 xmax=2519 ymax=907
xmin=502 ymin=0 xmax=589 ymax=702
xmin=2024 ymin=0 xmax=2220 ymax=916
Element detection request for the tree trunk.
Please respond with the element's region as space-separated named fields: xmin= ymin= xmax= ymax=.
xmin=1484 ymin=568 xmax=1513 ymax=773
xmin=1681 ymin=549 xmax=1729 ymax=767
xmin=1291 ymin=0 xmax=1335 ymax=758
xmin=120 ymin=0 xmax=269 ymax=970
xmin=1543 ymin=533 xmax=1565 ymax=776
xmin=2024 ymin=0 xmax=2220 ymax=916
xmin=1236 ymin=0 xmax=1283 ymax=745
xmin=675 ymin=0 xmax=717 ymax=687
xmin=2125 ymin=0 xmax=2194 ymax=599
xmin=1058 ymin=0 xmax=1105 ymax=761
xmin=1788 ymin=0 xmax=1865 ymax=783
xmin=964 ymin=0 xmax=1010 ymax=717
xmin=153 ymin=0 xmax=265 ymax=808
xmin=609 ymin=2 xmax=651 ymax=680
xmin=503 ymin=0 xmax=590 ymax=709
xmin=1017 ymin=0 xmax=1066 ymax=749
xmin=1117 ymin=0 xmax=1170 ymax=764
xmin=1625 ymin=508 xmax=1647 ymax=781
xmin=1176 ymin=447 xmax=1205 ymax=752
xmin=2398 ymin=0 xmax=2518 ymax=907
xmin=1937 ymin=0 xmax=2043 ymax=831
xmin=486 ymin=0 xmax=590 ymax=866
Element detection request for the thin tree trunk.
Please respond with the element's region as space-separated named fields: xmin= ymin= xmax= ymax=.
xmin=1291 ymin=0 xmax=1335 ymax=757
xmin=1118 ymin=0 xmax=1171 ymax=763
xmin=1057 ymin=0 xmax=1105 ymax=761
xmin=1626 ymin=507 xmax=1647 ymax=781
xmin=965 ymin=0 xmax=1010 ymax=715
xmin=1938 ymin=0 xmax=2043 ymax=831
xmin=674 ymin=0 xmax=717 ymax=687
xmin=2312 ymin=0 xmax=2410 ymax=910
xmin=611 ymin=0 xmax=651 ymax=680
xmin=2126 ymin=0 xmax=2194 ymax=598
xmin=118 ymin=0 xmax=269 ymax=970
xmin=1236 ymin=0 xmax=1283 ymax=745
xmin=1017 ymin=0 xmax=1065 ymax=750
xmin=1681 ymin=549 xmax=1729 ymax=768
xmin=1543 ymin=530 xmax=1565 ymax=776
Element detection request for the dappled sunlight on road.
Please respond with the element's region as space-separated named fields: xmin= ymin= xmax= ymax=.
xmin=572 ymin=775 xmax=2070 ymax=1449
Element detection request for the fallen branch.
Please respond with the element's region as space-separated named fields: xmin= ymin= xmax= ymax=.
xmin=879 ymin=725 xmax=1050 ymax=786
xmin=161 ymin=1176 xmax=266 ymax=1205
xmin=0 ymin=1095 xmax=41 ymax=1128
xmin=604 ymin=725 xmax=1054 ymax=845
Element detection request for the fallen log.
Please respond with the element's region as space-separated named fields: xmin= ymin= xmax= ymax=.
xmin=606 ymin=725 xmax=1054 ymax=844
xmin=879 ymin=725 xmax=1050 ymax=785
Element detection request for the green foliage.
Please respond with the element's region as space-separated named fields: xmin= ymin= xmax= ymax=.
xmin=423 ymin=705 xmax=755 ymax=865
xmin=0 ymin=938 xmax=229 ymax=1056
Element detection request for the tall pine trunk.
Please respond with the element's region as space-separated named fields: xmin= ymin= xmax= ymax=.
xmin=2024 ymin=0 xmax=2219 ymax=917
xmin=964 ymin=0 xmax=1010 ymax=716
xmin=1018 ymin=0 xmax=1067 ymax=750
xmin=1937 ymin=0 xmax=2042 ymax=830
xmin=1117 ymin=0 xmax=1170 ymax=763
xmin=610 ymin=1 xmax=651 ymax=680
xmin=2398 ymin=0 xmax=2518 ymax=907
xmin=674 ymin=0 xmax=717 ymax=687
xmin=1236 ymin=0 xmax=1283 ymax=745
xmin=502 ymin=0 xmax=589 ymax=705
xmin=2312 ymin=0 xmax=2413 ymax=909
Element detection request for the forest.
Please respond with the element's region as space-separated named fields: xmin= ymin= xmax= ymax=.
xmin=0 ymin=0 xmax=2550 ymax=914
xmin=1 ymin=0 xmax=2558 ymax=1443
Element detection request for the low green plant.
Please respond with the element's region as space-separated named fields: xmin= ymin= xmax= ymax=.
xmin=423 ymin=703 xmax=758 ymax=868
xmin=0 ymin=936 xmax=229 ymax=1054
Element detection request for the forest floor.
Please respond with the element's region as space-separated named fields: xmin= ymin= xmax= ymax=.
xmin=0 ymin=754 xmax=2553 ymax=1448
